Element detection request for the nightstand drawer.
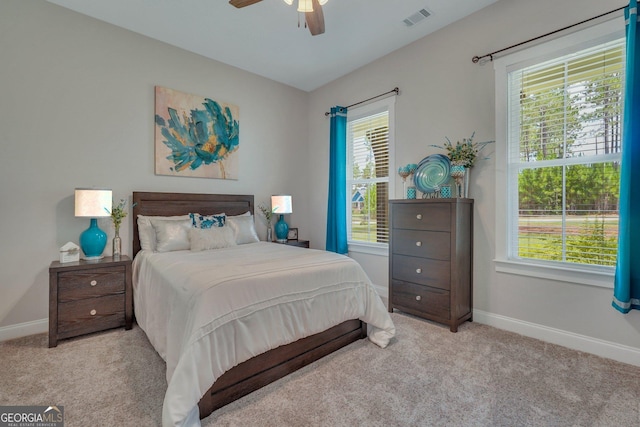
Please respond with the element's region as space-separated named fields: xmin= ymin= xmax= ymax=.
xmin=58 ymin=267 xmax=125 ymax=302
xmin=392 ymin=280 xmax=450 ymax=319
xmin=392 ymin=255 xmax=450 ymax=290
xmin=57 ymin=294 xmax=125 ymax=340
xmin=392 ymin=203 xmax=451 ymax=231
xmin=392 ymin=229 xmax=450 ymax=260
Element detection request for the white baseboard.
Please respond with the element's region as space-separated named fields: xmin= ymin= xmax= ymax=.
xmin=473 ymin=309 xmax=640 ymax=367
xmin=0 ymin=318 xmax=48 ymax=342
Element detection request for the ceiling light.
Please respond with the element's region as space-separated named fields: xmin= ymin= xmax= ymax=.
xmin=283 ymin=0 xmax=329 ymax=13
xmin=297 ymin=0 xmax=313 ymax=12
xmin=282 ymin=0 xmax=327 ymax=34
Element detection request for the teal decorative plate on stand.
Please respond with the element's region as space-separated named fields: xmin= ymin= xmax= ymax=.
xmin=413 ymin=154 xmax=451 ymax=194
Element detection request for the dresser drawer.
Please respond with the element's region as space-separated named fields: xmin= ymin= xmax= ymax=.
xmin=57 ymin=294 xmax=125 ymax=339
xmin=392 ymin=255 xmax=450 ymax=290
xmin=391 ymin=280 xmax=450 ymax=319
xmin=392 ymin=203 xmax=450 ymax=231
xmin=58 ymin=267 xmax=125 ymax=302
xmin=392 ymin=229 xmax=450 ymax=260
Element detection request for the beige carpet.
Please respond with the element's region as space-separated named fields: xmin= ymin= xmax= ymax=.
xmin=1 ymin=313 xmax=639 ymax=426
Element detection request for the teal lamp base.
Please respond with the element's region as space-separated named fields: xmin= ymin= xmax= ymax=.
xmin=80 ymin=218 xmax=107 ymax=260
xmin=274 ymin=214 xmax=289 ymax=243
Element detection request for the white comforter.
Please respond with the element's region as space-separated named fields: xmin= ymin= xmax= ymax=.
xmin=132 ymin=242 xmax=395 ymax=427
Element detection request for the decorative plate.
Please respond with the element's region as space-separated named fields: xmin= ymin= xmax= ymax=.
xmin=413 ymin=154 xmax=451 ymax=193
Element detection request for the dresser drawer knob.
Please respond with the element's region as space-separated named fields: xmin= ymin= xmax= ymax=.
xmin=416 ymin=214 xmax=422 ymax=220
xmin=90 ymin=280 xmax=97 ymax=286
xmin=416 ymin=295 xmax=422 ymax=301
xmin=416 ymin=268 xmax=422 ymax=274
xmin=90 ymin=309 xmax=97 ymax=316
xmin=415 ymin=241 xmax=422 ymax=247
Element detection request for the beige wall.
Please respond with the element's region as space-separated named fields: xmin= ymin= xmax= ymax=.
xmin=307 ymin=0 xmax=640 ymax=363
xmin=0 ymin=1 xmax=310 ymax=329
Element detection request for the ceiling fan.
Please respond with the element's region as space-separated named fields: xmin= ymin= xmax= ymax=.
xmin=229 ymin=0 xmax=326 ymax=36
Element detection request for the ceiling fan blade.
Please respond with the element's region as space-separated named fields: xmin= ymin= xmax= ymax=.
xmin=305 ymin=0 xmax=325 ymax=36
xmin=229 ymin=0 xmax=262 ymax=8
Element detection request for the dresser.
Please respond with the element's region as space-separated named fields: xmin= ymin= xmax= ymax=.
xmin=388 ymin=199 xmax=473 ymax=332
xmin=49 ymin=256 xmax=133 ymax=347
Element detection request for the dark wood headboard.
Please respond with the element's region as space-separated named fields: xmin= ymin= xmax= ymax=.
xmin=132 ymin=192 xmax=254 ymax=257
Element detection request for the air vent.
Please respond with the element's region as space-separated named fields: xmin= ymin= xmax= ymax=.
xmin=403 ymin=8 xmax=431 ymax=27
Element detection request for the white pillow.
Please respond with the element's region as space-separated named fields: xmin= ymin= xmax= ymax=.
xmin=227 ymin=214 xmax=260 ymax=245
xmin=149 ymin=218 xmax=191 ymax=252
xmin=137 ymin=214 xmax=190 ymax=252
xmin=189 ymin=227 xmax=237 ymax=251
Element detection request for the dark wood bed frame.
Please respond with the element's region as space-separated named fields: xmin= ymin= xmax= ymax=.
xmin=132 ymin=191 xmax=367 ymax=420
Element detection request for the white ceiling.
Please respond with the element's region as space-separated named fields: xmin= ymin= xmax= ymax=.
xmin=47 ymin=0 xmax=498 ymax=92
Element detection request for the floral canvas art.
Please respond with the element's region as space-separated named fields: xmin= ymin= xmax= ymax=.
xmin=154 ymin=86 xmax=239 ymax=179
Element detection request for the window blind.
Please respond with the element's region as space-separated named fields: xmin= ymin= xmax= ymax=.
xmin=348 ymin=110 xmax=390 ymax=244
xmin=507 ymin=37 xmax=624 ymax=267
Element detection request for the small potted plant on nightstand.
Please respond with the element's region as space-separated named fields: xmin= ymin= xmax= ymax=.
xmin=110 ymin=199 xmax=134 ymax=259
xmin=258 ymin=204 xmax=275 ymax=242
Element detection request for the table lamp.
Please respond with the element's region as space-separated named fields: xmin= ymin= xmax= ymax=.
xmin=75 ymin=188 xmax=112 ymax=260
xmin=271 ymin=195 xmax=292 ymax=243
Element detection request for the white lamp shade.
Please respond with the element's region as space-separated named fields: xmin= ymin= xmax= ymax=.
xmin=75 ymin=188 xmax=112 ymax=217
xmin=271 ymin=195 xmax=292 ymax=215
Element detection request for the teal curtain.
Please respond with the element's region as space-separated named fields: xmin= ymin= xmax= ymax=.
xmin=613 ymin=0 xmax=640 ymax=313
xmin=326 ymin=106 xmax=348 ymax=254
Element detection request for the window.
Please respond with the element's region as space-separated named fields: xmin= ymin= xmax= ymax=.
xmin=495 ymin=19 xmax=625 ymax=286
xmin=346 ymin=97 xmax=395 ymax=251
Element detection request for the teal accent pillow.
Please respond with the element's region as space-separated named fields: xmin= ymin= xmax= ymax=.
xmin=189 ymin=213 xmax=226 ymax=229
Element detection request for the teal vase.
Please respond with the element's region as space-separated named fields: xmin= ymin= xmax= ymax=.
xmin=80 ymin=218 xmax=107 ymax=259
xmin=407 ymin=187 xmax=416 ymax=199
xmin=274 ymin=214 xmax=289 ymax=243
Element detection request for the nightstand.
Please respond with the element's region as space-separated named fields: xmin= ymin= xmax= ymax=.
xmin=49 ymin=256 xmax=132 ymax=347
xmin=284 ymin=240 xmax=310 ymax=248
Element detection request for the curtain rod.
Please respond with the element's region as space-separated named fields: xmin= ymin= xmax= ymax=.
xmin=472 ymin=5 xmax=626 ymax=65
xmin=324 ymin=87 xmax=400 ymax=116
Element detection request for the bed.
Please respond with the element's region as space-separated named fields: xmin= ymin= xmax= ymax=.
xmin=131 ymin=191 xmax=395 ymax=427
